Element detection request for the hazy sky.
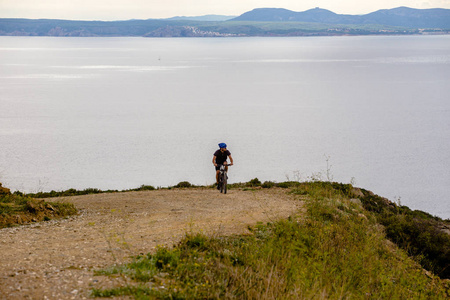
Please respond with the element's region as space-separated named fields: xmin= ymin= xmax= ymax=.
xmin=1 ymin=0 xmax=449 ymax=20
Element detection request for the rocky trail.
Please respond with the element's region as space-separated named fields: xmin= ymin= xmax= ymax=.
xmin=0 ymin=188 xmax=302 ymax=299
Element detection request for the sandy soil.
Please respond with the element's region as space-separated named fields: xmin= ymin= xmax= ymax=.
xmin=0 ymin=188 xmax=302 ymax=299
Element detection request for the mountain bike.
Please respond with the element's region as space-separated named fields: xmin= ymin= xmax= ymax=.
xmin=218 ymin=164 xmax=231 ymax=194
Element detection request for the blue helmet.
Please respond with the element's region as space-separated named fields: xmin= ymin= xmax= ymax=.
xmin=218 ymin=143 xmax=227 ymax=149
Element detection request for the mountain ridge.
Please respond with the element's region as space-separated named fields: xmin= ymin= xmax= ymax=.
xmin=1 ymin=7 xmax=449 ymax=37
xmin=232 ymin=6 xmax=450 ymax=28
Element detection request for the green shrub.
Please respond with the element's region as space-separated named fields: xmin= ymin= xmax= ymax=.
xmin=276 ymin=181 xmax=299 ymax=188
xmin=247 ymin=178 xmax=261 ymax=187
xmin=175 ymin=181 xmax=192 ymax=188
xmin=261 ymin=181 xmax=275 ymax=188
xmin=0 ymin=183 xmax=11 ymax=196
xmin=358 ymin=189 xmax=450 ymax=279
xmin=153 ymin=247 xmax=181 ymax=269
xmin=133 ymin=185 xmax=155 ymax=191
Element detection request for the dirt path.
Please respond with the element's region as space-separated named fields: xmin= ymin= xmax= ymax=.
xmin=0 ymin=188 xmax=302 ymax=299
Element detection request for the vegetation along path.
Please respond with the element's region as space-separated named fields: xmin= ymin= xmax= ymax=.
xmin=0 ymin=188 xmax=301 ymax=299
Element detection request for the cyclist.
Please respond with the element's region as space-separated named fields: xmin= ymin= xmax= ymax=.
xmin=213 ymin=143 xmax=233 ymax=188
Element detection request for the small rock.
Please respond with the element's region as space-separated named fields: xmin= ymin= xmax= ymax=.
xmin=45 ymin=203 xmax=55 ymax=211
xmin=358 ymin=213 xmax=368 ymax=220
xmin=351 ymin=188 xmax=364 ymax=198
xmin=349 ymin=198 xmax=362 ymax=206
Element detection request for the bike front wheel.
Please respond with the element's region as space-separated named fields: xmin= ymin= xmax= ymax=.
xmin=223 ymin=172 xmax=227 ymax=194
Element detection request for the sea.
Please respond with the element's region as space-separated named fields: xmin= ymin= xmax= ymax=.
xmin=0 ymin=35 xmax=449 ymax=219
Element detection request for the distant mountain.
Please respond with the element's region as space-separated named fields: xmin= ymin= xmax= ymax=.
xmin=232 ymin=8 xmax=351 ymax=23
xmin=166 ymin=15 xmax=236 ymax=21
xmin=363 ymin=7 xmax=450 ymax=28
xmin=232 ymin=6 xmax=450 ymax=28
xmin=232 ymin=8 xmax=297 ymax=22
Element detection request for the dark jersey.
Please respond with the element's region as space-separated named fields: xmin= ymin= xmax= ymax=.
xmin=214 ymin=149 xmax=231 ymax=165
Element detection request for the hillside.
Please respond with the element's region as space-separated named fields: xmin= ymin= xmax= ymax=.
xmin=1 ymin=182 xmax=449 ymax=298
xmin=1 ymin=7 xmax=449 ymax=37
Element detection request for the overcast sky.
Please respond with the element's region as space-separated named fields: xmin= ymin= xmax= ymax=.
xmin=1 ymin=0 xmax=449 ymax=20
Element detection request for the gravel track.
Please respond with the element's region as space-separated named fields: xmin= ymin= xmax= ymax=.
xmin=0 ymin=188 xmax=302 ymax=299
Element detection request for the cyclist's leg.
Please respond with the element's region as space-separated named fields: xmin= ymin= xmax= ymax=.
xmin=224 ymin=165 xmax=229 ymax=179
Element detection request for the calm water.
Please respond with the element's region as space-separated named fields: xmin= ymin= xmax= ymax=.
xmin=1 ymin=36 xmax=449 ymax=218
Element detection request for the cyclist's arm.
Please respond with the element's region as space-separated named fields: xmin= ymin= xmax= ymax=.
xmin=228 ymin=155 xmax=234 ymax=165
xmin=212 ymin=155 xmax=217 ymax=166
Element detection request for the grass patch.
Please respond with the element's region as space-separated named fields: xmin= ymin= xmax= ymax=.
xmin=22 ymin=182 xmax=204 ymax=198
xmin=1 ymin=181 xmax=77 ymax=227
xmin=0 ymin=193 xmax=77 ymax=228
xmin=23 ymin=185 xmax=157 ymax=199
xmin=289 ymin=181 xmax=450 ymax=280
xmin=227 ymin=178 xmax=300 ymax=190
xmin=92 ymin=183 xmax=449 ymax=298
